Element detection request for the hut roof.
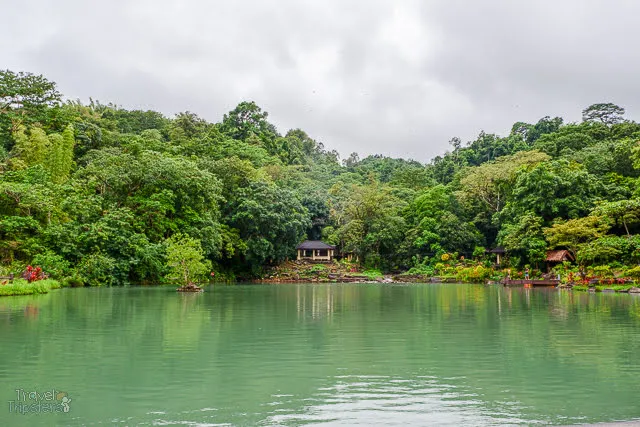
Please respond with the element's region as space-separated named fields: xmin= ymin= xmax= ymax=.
xmin=296 ymin=240 xmax=336 ymax=250
xmin=546 ymin=250 xmax=574 ymax=262
xmin=486 ymin=247 xmax=506 ymax=254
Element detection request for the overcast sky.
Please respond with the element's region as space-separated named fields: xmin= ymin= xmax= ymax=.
xmin=3 ymin=0 xmax=639 ymax=162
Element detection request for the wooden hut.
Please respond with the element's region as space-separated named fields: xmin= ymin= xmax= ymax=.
xmin=296 ymin=241 xmax=336 ymax=262
xmin=546 ymin=249 xmax=574 ymax=270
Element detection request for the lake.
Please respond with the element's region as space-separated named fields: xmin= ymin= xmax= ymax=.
xmin=1 ymin=283 xmax=640 ymax=426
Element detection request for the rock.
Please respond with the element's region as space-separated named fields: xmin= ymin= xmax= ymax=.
xmin=629 ymin=287 xmax=640 ymax=294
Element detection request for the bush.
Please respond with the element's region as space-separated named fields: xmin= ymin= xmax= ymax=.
xmin=22 ymin=265 xmax=48 ymax=282
xmin=77 ymin=253 xmax=118 ymax=286
xmin=406 ymin=264 xmax=435 ymax=276
xmin=455 ymin=265 xmax=493 ymax=283
xmin=309 ymin=264 xmax=327 ymax=273
xmin=32 ymin=252 xmax=70 ymax=278
xmin=624 ymin=266 xmax=640 ymax=280
xmin=592 ymin=265 xmax=613 ymax=278
xmin=62 ymin=276 xmax=85 ymax=287
xmin=473 ymin=246 xmax=486 ymax=258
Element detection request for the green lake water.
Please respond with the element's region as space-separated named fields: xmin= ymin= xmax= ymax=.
xmin=1 ymin=283 xmax=640 ymax=426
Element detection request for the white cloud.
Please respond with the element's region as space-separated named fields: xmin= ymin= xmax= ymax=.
xmin=2 ymin=0 xmax=639 ymax=161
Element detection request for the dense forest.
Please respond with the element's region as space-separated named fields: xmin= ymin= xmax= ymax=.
xmin=2 ymin=70 xmax=640 ymax=285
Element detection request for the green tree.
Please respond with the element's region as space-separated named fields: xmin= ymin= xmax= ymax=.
xmin=220 ymin=101 xmax=279 ymax=144
xmin=165 ymin=234 xmax=211 ymax=286
xmin=458 ymin=150 xmax=550 ymax=214
xmin=498 ymin=213 xmax=547 ymax=266
xmin=502 ymin=159 xmax=601 ymax=222
xmin=329 ymin=180 xmax=407 ymax=268
xmin=406 ymin=184 xmax=480 ymax=255
xmin=544 ymin=216 xmax=611 ymax=264
xmin=591 ymin=199 xmax=640 ymax=237
xmin=228 ymin=182 xmax=310 ymax=272
xmin=45 ymin=124 xmax=75 ymax=184
xmin=11 ymin=125 xmax=50 ymax=167
xmin=0 ymin=70 xmax=62 ymax=148
xmin=582 ymin=103 xmax=625 ymax=125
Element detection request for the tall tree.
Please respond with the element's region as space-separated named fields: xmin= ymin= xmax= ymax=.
xmin=220 ymin=101 xmax=279 ymax=144
xmin=582 ymin=103 xmax=625 ymax=125
xmin=11 ymin=125 xmax=50 ymax=167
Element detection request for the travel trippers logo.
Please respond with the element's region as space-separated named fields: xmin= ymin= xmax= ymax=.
xmin=8 ymin=389 xmax=71 ymax=415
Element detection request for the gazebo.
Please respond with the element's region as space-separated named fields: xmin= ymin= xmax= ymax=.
xmin=486 ymin=247 xmax=506 ymax=265
xmin=296 ymin=240 xmax=336 ymax=262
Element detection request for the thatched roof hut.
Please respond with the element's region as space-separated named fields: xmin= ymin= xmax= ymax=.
xmin=546 ymin=250 xmax=574 ymax=263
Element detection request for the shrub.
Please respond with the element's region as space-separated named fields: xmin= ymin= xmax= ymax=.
xmin=406 ymin=264 xmax=435 ymax=276
xmin=32 ymin=252 xmax=70 ymax=278
xmin=593 ymin=265 xmax=613 ymax=278
xmin=309 ymin=264 xmax=327 ymax=273
xmin=455 ymin=265 xmax=493 ymax=283
xmin=22 ymin=265 xmax=48 ymax=282
xmin=624 ymin=266 xmax=640 ymax=280
xmin=77 ymin=253 xmax=118 ymax=286
xmin=62 ymin=276 xmax=85 ymax=287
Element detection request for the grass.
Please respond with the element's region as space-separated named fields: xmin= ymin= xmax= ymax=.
xmin=360 ymin=269 xmax=384 ymax=280
xmin=0 ymin=279 xmax=61 ymax=297
xmin=595 ymin=284 xmax=634 ymax=292
xmin=572 ymin=284 xmax=634 ymax=292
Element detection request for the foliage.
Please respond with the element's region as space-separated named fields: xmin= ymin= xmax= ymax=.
xmin=498 ymin=213 xmax=547 ymax=267
xmin=544 ymin=216 xmax=611 ymax=264
xmin=582 ymin=103 xmax=626 ymax=125
xmin=164 ymin=234 xmax=211 ymax=286
xmin=77 ymin=253 xmax=118 ymax=286
xmin=591 ymin=199 xmax=640 ymax=236
xmin=2 ymin=69 xmax=640 ymax=282
xmin=360 ymin=269 xmax=384 ymax=280
xmin=455 ymin=265 xmax=493 ymax=283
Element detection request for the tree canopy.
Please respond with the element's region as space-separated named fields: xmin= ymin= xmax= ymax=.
xmin=2 ymin=70 xmax=640 ymax=283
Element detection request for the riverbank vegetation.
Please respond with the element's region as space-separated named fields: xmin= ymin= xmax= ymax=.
xmin=0 ymin=279 xmax=61 ymax=296
xmin=2 ymin=70 xmax=640 ymax=285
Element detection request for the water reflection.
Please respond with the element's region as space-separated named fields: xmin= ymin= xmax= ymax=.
xmin=0 ymin=284 xmax=639 ymax=426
